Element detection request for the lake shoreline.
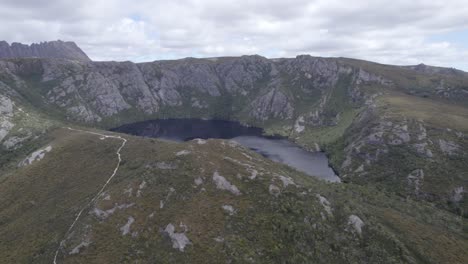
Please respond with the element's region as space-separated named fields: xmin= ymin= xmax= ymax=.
xmin=111 ymin=118 xmax=341 ymax=182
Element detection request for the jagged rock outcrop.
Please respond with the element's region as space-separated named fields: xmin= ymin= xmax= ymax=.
xmin=0 ymin=40 xmax=90 ymax=61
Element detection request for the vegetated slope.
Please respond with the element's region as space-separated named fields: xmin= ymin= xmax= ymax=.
xmin=0 ymin=128 xmax=466 ymax=264
xmin=0 ymin=55 xmax=466 ymax=216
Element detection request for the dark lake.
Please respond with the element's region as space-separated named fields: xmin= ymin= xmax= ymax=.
xmin=112 ymin=119 xmax=340 ymax=182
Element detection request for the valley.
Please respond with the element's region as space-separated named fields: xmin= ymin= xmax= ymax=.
xmin=0 ymin=42 xmax=467 ymax=263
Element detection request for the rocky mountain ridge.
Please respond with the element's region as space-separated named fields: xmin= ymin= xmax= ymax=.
xmin=0 ymin=40 xmax=91 ymax=62
xmin=5 ymin=55 xmax=465 ymax=125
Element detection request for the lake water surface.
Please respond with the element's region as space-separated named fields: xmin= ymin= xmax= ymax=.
xmin=112 ymin=119 xmax=340 ymax=182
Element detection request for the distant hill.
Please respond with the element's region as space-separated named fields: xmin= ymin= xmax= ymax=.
xmin=0 ymin=40 xmax=91 ymax=61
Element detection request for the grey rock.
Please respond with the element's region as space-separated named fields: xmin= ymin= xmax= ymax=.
xmin=0 ymin=94 xmax=13 ymax=114
xmin=120 ymin=216 xmax=135 ymax=236
xmin=222 ymin=205 xmax=235 ymax=215
xmin=407 ymin=169 xmax=424 ymax=196
xmin=356 ymin=68 xmax=391 ymax=85
xmin=216 ymin=55 xmax=272 ymax=93
xmin=438 ymin=139 xmax=460 ymax=155
xmin=413 ymin=142 xmax=433 ymax=158
xmin=347 ymin=215 xmax=365 ymax=235
xmin=250 ymin=88 xmax=293 ymax=120
xmin=0 ymin=40 xmax=90 ymax=61
xmin=0 ymin=95 xmax=14 ymax=142
xmin=269 ymin=184 xmax=281 ymax=197
xmin=69 ymin=241 xmax=90 ymax=255
xmin=18 ymin=145 xmax=52 ymax=167
xmin=416 ymin=124 xmax=427 ymax=141
xmin=450 ymin=186 xmax=465 ymax=203
xmin=388 ymin=123 xmax=410 ymax=145
xmin=164 ymin=223 xmax=191 ymax=252
xmin=2 ymin=134 xmax=31 ymax=150
xmin=212 ymin=171 xmax=241 ymax=195
xmin=316 ymin=194 xmax=333 ymax=217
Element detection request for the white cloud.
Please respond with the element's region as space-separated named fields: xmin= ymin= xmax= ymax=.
xmin=0 ymin=0 xmax=467 ymax=70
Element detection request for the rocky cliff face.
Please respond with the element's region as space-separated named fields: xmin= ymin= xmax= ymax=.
xmin=4 ymin=54 xmax=393 ymax=127
xmin=0 ymin=55 xmax=359 ymax=125
xmin=0 ymin=40 xmax=91 ymax=61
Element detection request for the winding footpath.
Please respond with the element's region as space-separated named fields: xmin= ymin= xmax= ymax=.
xmin=53 ymin=127 xmax=127 ymax=264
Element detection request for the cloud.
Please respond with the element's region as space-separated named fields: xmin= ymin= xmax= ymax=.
xmin=0 ymin=0 xmax=467 ymax=70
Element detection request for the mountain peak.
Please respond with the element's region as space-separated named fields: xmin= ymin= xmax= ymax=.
xmin=0 ymin=40 xmax=91 ymax=61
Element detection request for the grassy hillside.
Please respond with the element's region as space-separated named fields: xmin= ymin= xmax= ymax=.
xmin=0 ymin=128 xmax=466 ymax=263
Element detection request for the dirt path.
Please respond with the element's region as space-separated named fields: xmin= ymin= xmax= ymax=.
xmin=53 ymin=127 xmax=127 ymax=263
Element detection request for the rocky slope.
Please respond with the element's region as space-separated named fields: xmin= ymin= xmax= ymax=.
xmin=0 ymin=41 xmax=91 ymax=61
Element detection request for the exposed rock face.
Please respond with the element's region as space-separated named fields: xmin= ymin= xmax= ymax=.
xmin=2 ymin=134 xmax=30 ymax=150
xmin=0 ymin=54 xmax=390 ymax=125
xmin=0 ymin=40 xmax=91 ymax=61
xmin=340 ymin=118 xmax=442 ymax=175
xmin=0 ymin=95 xmax=14 ymax=142
xmin=45 ymin=60 xmax=157 ymax=122
xmin=356 ymin=68 xmax=392 ymax=85
xmin=280 ymin=55 xmax=344 ymax=90
xmin=250 ymin=88 xmax=293 ymax=120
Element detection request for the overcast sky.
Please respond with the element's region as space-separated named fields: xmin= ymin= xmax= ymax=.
xmin=1 ymin=0 xmax=467 ymax=70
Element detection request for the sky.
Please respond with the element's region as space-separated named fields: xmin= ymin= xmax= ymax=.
xmin=1 ymin=0 xmax=467 ymax=70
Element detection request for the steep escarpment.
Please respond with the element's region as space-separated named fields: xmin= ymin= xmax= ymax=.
xmin=0 ymin=40 xmax=91 ymax=61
